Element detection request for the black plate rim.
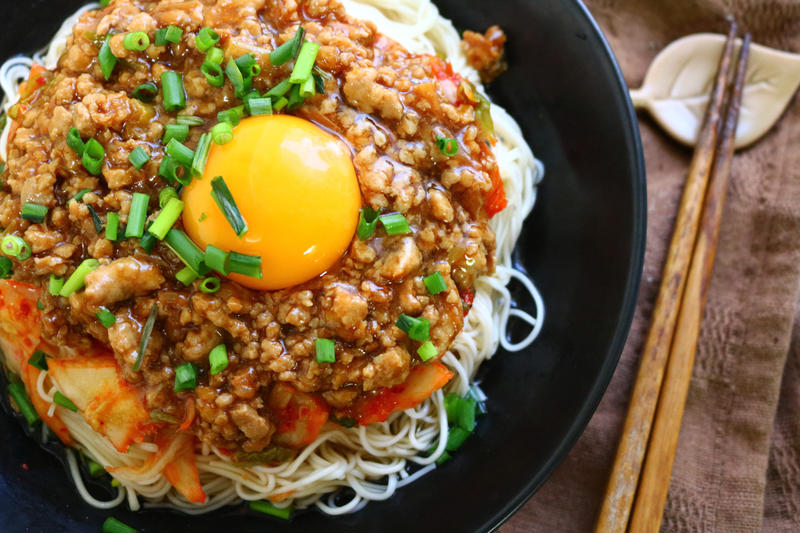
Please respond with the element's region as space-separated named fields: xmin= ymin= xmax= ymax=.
xmin=483 ymin=1 xmax=647 ymax=530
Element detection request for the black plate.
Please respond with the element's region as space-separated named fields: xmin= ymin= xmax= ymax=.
xmin=0 ymin=1 xmax=645 ymax=531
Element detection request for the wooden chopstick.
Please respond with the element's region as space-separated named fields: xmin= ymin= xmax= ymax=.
xmin=595 ymin=23 xmax=741 ymax=533
xmin=627 ymin=33 xmax=751 ymax=533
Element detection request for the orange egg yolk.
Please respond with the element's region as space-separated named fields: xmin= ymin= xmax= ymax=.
xmin=182 ymin=115 xmax=361 ymax=290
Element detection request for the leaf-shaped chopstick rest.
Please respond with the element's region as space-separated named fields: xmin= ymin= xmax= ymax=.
xmin=630 ymin=33 xmax=800 ymax=148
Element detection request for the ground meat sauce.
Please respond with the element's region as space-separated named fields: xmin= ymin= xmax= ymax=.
xmin=1 ymin=0 xmax=507 ymax=453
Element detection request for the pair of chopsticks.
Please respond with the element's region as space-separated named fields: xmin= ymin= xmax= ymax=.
xmin=595 ymin=23 xmax=751 ymax=533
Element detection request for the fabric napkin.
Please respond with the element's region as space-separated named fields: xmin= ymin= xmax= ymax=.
xmin=503 ymin=1 xmax=800 ymax=531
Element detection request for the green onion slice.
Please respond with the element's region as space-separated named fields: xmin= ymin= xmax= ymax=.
xmin=102 ymin=516 xmax=138 ymax=533
xmin=299 ymin=75 xmax=315 ymax=99
xmin=159 ymin=187 xmax=178 ymax=208
xmin=270 ymin=26 xmax=305 ymax=67
xmin=174 ymin=362 xmax=198 ymax=392
xmin=161 ymin=71 xmax=186 ymax=112
xmin=8 ymin=381 xmax=39 ymax=426
xmin=204 ymin=244 xmax=230 ymax=275
xmin=66 ymin=127 xmax=85 ymax=156
xmin=208 ymin=344 xmax=228 ymax=375
xmin=225 ymin=59 xmax=248 ymax=98
xmin=82 ymin=138 xmax=105 ymax=175
xmin=72 ymin=188 xmax=91 ymax=202
xmin=423 ymin=271 xmax=447 ymax=295
xmin=97 ymin=307 xmax=116 ymax=328
xmin=87 ymin=205 xmax=104 ymax=234
xmin=234 ymin=54 xmax=261 ymax=78
xmin=98 ymin=35 xmax=117 ymax=81
xmin=201 ymin=60 xmax=225 ymax=88
xmin=191 ymin=133 xmax=212 ymax=176
xmin=446 ymin=426 xmax=471 ymax=452
xmin=1 ymin=235 xmax=31 ymax=260
xmin=286 ymin=83 xmax=304 ymax=111
xmin=246 ymin=97 xmax=272 ymax=116
xmin=199 ymin=276 xmax=221 ymax=293
xmin=48 ymin=274 xmax=64 ymax=295
xmin=53 ymin=391 xmax=78 ymax=412
xmin=210 ymin=176 xmax=248 ymax=237
xmin=357 ymin=206 xmax=380 ymax=241
xmin=289 ymin=41 xmax=320 ymax=84
xmin=128 ymin=146 xmax=150 ymax=170
xmin=0 ymin=256 xmax=11 ymax=279
xmin=59 ymin=258 xmax=99 ymax=297
xmin=164 ymin=25 xmax=183 ymax=44
xmin=395 ymin=314 xmax=431 ymax=342
xmin=228 ymin=251 xmax=262 ymax=279
xmin=148 ymin=197 xmax=184 ymax=240
xmin=176 ymin=266 xmax=199 ymax=285
xmin=21 ymin=203 xmax=48 ymax=223
xmin=417 ymin=341 xmax=438 ymax=362
xmin=436 ymin=136 xmax=458 ymax=157
xmin=165 ymin=138 xmax=194 ymax=167
xmin=195 ymin=27 xmax=220 ymax=52
xmin=177 ymin=115 xmax=205 ymax=126
xmin=105 ymin=212 xmax=119 ymax=241
xmin=164 ymin=228 xmax=208 ymax=275
xmin=125 ymin=192 xmax=150 ymax=239
xmin=123 ymin=32 xmax=150 ymax=51
xmin=133 ymin=304 xmax=158 ymax=371
xmin=28 ymin=349 xmax=48 ymax=371
xmin=157 ymin=155 xmax=184 ymax=185
xmin=265 ymin=79 xmax=291 ymax=98
xmin=315 ymin=338 xmax=335 ymax=364
xmin=211 ymin=122 xmax=233 ymax=145
xmin=163 ymin=123 xmax=189 ymax=145
xmin=217 ymin=105 xmax=245 ymax=126
xmin=132 ymin=82 xmax=158 ymax=102
xmin=249 ymin=500 xmax=292 ymax=520
xmin=379 ymin=213 xmax=411 ymax=235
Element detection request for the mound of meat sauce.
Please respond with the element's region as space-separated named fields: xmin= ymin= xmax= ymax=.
xmin=0 ymin=0 xmax=507 ymax=457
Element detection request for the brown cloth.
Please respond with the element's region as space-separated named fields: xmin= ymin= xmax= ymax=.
xmin=503 ymin=1 xmax=800 ymax=532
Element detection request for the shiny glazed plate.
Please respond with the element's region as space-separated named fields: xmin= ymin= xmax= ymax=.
xmin=0 ymin=0 xmax=646 ymax=531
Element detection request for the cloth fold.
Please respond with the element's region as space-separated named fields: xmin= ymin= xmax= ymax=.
xmin=504 ymin=1 xmax=800 ymax=531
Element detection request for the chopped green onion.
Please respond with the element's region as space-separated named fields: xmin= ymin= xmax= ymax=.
xmin=249 ymin=500 xmax=292 ymax=520
xmin=148 ymin=198 xmax=184 ymax=240
xmin=423 ymin=271 xmax=447 ymax=295
xmin=199 ymin=213 xmax=207 ymax=222
xmin=87 ymin=205 xmax=104 ymax=234
xmin=246 ymin=97 xmax=272 ymax=116
xmin=133 ymin=304 xmax=158 ymax=371
xmin=270 ymin=26 xmax=305 ymax=67
xmin=445 ymin=426 xmax=471 ymax=452
xmin=128 ymin=146 xmax=150 ymax=169
xmin=211 ymin=122 xmax=233 ymax=145
xmin=289 ymin=41 xmax=320 ymax=84
xmin=299 ymin=75 xmax=315 ymax=99
xmin=139 ymin=225 xmax=157 ymax=253
xmin=163 ymin=123 xmax=189 ymax=145
xmin=161 ymin=71 xmax=186 ymax=112
xmin=436 ymin=137 xmax=458 ymax=157
xmin=165 ymin=138 xmax=194 ymax=167
xmin=28 ymin=350 xmax=48 ymax=371
xmin=177 ymin=115 xmax=205 ymax=126
xmin=66 ymin=127 xmax=85 ymax=156
xmin=417 ymin=341 xmax=438 ymax=362
xmin=59 ymin=258 xmax=99 ymax=297
xmin=48 ymin=274 xmax=63 ymax=295
xmin=72 ymin=188 xmax=91 ymax=202
xmin=208 ymin=344 xmax=228 ymax=375
xmin=174 ymin=362 xmax=198 ymax=392
xmin=204 ymin=244 xmax=230 ymax=275
xmin=105 ymin=212 xmax=119 ymax=241
xmin=195 ymin=27 xmax=220 ymax=52
xmin=8 ymin=381 xmax=39 ymax=426
xmin=154 ymin=28 xmax=167 ymax=46
xmin=0 ymin=256 xmax=11 ymax=279
xmin=36 ymin=299 xmax=43 ymax=310
xmin=435 ymin=451 xmax=451 ymax=466
xmin=313 ymin=73 xmax=326 ymax=94
xmin=159 ymin=187 xmax=178 ymax=208
xmin=199 ymin=276 xmax=221 ymax=293
xmin=98 ymin=35 xmax=117 ymax=81
xmin=102 ymin=516 xmax=138 ymax=533
xmin=21 ymin=203 xmax=48 ymax=223
xmin=191 ymin=133 xmax=211 ymax=176
xmin=132 ymin=82 xmax=158 ymax=102
xmin=205 ymin=46 xmax=224 ymax=66
xmin=1 ymin=235 xmax=30 ymax=260
xmin=357 ymin=206 xmax=380 ymax=241
xmin=395 ymin=314 xmax=430 ymax=342
xmin=176 ymin=266 xmax=198 ymax=285
xmin=225 ymin=59 xmax=248 ymax=98
xmin=286 ymin=83 xmax=304 ymax=110
xmin=217 ymin=105 xmax=245 ymax=126
xmin=149 ymin=410 xmax=180 ymax=424
xmin=444 ymin=394 xmax=476 ymax=432
xmin=87 ymin=459 xmax=105 ymax=477
xmin=157 ymin=155 xmax=184 ymax=185
xmin=99 ymin=0 xmax=111 ymax=6
xmin=201 ymin=60 xmax=224 ymax=87
xmin=164 ymin=25 xmax=183 ymax=44
xmin=164 ymin=228 xmax=208 ymax=275
xmin=272 ymin=96 xmax=288 ymax=112
xmin=265 ymin=79 xmax=291 ymax=98
xmin=315 ymin=338 xmax=335 ymax=364
xmin=96 ymin=307 xmax=116 ymax=328
xmin=228 ymin=251 xmax=262 ymax=279
xmin=210 ymin=176 xmax=248 ymax=237
xmin=125 ymin=192 xmax=150 ymax=238
xmin=53 ymin=391 xmax=78 ymax=412
xmin=234 ymin=53 xmax=261 ymax=78
xmin=123 ymin=32 xmax=150 ymax=51
xmin=379 ymin=213 xmax=411 ymax=235
xmin=82 ymin=138 xmax=105 ymax=175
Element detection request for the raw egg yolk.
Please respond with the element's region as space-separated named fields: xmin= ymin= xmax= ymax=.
xmin=182 ymin=115 xmax=361 ymax=290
